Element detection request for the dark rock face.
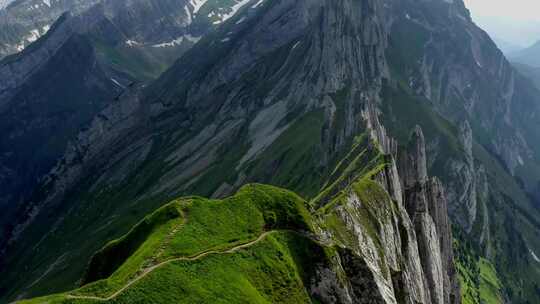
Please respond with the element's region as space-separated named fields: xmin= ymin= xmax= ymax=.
xmin=0 ymin=12 xmax=117 ymax=246
xmin=400 ymin=126 xmax=428 ymax=190
xmin=0 ymin=31 xmax=119 ymax=229
xmin=0 ymin=0 xmax=252 ymax=250
xmin=339 ymin=249 xmax=388 ymax=304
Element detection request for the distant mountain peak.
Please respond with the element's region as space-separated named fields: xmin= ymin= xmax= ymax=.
xmin=509 ymin=37 xmax=540 ymax=67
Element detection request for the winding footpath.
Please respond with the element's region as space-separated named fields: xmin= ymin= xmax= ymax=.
xmin=66 ymin=231 xmax=277 ymax=302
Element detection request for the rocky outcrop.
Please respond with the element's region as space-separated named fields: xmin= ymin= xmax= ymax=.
xmin=402 ymin=128 xmax=460 ymax=304
xmin=318 ymin=125 xmax=459 ymax=304
xmin=445 ymin=121 xmax=477 ymax=232
xmin=400 ymin=128 xmax=460 ymax=304
xmin=400 ymin=126 xmax=428 ymax=189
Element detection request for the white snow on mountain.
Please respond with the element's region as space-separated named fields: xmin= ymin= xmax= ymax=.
xmin=0 ymin=0 xmax=15 ymax=10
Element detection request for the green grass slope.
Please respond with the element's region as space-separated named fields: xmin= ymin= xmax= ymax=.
xmin=455 ymin=236 xmax=504 ymax=304
xmin=18 ymin=184 xmax=330 ymax=303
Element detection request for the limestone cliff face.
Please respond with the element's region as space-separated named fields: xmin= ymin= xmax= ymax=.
xmin=400 ymin=128 xmax=460 ymax=304
xmin=316 ymin=120 xmax=459 ymax=304
xmin=324 ymin=92 xmax=458 ymax=303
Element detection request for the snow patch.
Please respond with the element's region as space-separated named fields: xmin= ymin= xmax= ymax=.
xmin=252 ymin=0 xmax=265 ymax=8
xmin=190 ymin=0 xmax=208 ymax=14
xmin=125 ymin=40 xmax=140 ymax=47
xmin=211 ymin=0 xmax=252 ymax=25
xmin=12 ymin=25 xmax=51 ymax=52
xmin=111 ymin=78 xmax=125 ymax=89
xmin=27 ymin=29 xmax=41 ymax=43
xmin=235 ymin=16 xmax=246 ymax=24
xmin=153 ymin=38 xmax=184 ymax=48
xmin=531 ymin=249 xmax=540 ymax=263
xmin=517 ymin=155 xmax=524 ymax=166
xmin=475 ymin=60 xmax=482 ymax=68
xmin=220 ymin=0 xmax=251 ymax=22
xmin=185 ymin=35 xmax=201 ymax=43
xmin=152 ymin=35 xmax=200 ymax=48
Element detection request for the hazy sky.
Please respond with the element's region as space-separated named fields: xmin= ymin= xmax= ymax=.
xmin=464 ymin=0 xmax=540 ymax=21
xmin=463 ymin=0 xmax=540 ymax=47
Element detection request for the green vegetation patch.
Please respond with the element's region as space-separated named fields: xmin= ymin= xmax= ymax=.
xmin=318 ymin=163 xmax=395 ymax=278
xmin=92 ymin=38 xmax=167 ymax=80
xmin=247 ymin=110 xmax=326 ymax=197
xmin=454 ymin=237 xmax=503 ymax=304
xmin=114 ymin=232 xmax=325 ymax=304
xmin=82 ymin=203 xmax=184 ymax=284
xmin=20 ymin=232 xmax=328 ymax=304
xmin=23 ymin=184 xmax=314 ymax=301
xmin=313 ymin=134 xmax=387 ymax=208
xmin=478 ymin=258 xmax=503 ymax=304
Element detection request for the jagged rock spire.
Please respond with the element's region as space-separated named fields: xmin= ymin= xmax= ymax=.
xmin=400 ymin=126 xmax=461 ymax=304
xmin=401 ymin=126 xmax=428 ymax=189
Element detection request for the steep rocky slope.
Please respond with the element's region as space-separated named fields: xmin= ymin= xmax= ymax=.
xmin=0 ymin=0 xmax=254 ymax=260
xmin=1 ymin=0 xmax=539 ymax=302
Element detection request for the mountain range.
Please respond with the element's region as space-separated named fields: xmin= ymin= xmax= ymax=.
xmin=0 ymin=0 xmax=252 ymax=264
xmin=1 ymin=0 xmax=540 ymax=303
xmin=510 ymin=40 xmax=540 ymax=68
xmin=491 ymin=36 xmax=523 ymax=55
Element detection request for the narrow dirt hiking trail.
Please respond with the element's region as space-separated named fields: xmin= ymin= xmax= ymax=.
xmin=66 ymin=231 xmax=277 ymax=302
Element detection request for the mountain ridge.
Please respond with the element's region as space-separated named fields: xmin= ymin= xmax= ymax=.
xmin=0 ymin=0 xmax=538 ymax=302
xmin=16 ymin=125 xmax=460 ymax=304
